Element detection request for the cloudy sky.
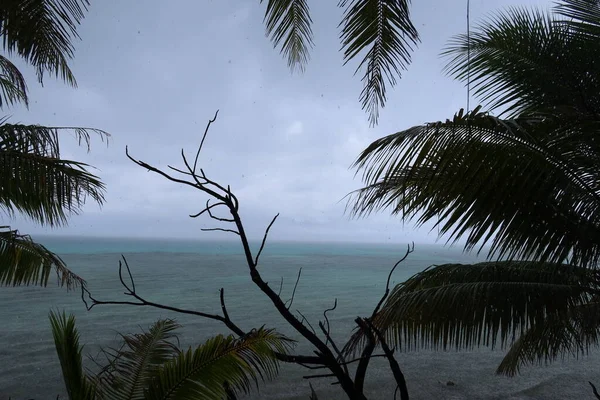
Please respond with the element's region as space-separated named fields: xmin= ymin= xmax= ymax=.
xmin=9 ymin=0 xmax=551 ymax=243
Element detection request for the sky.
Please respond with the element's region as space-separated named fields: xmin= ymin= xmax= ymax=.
xmin=7 ymin=0 xmax=552 ymax=243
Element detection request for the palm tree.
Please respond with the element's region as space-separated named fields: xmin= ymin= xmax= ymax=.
xmin=260 ymin=0 xmax=420 ymax=125
xmin=347 ymin=0 xmax=600 ymax=376
xmin=0 ymin=0 xmax=108 ymax=289
xmin=49 ymin=310 xmax=292 ymax=400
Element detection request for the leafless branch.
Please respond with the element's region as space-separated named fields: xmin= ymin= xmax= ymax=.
xmin=372 ymin=242 xmax=414 ymax=318
xmin=190 ymin=200 xmax=226 ymax=218
xmin=297 ymin=353 xmax=390 ymax=370
xmin=354 ymin=317 xmax=377 ymax=394
xmin=285 ymin=267 xmax=303 ymax=309
xmin=323 ymin=298 xmax=337 ymax=346
xmin=590 ymin=381 xmax=600 ymax=399
xmin=277 ymin=276 xmax=284 ymax=297
xmin=219 ymin=288 xmax=244 ymax=336
xmin=303 ymin=373 xmax=336 ymax=380
xmin=206 ymin=200 xmax=235 ymax=222
xmin=193 ymin=109 xmax=219 ymax=174
xmin=367 ymin=320 xmax=409 ymax=400
xmin=296 ymin=309 xmax=317 ymax=336
xmin=167 ymin=164 xmax=202 ymax=179
xmin=319 ymin=321 xmax=348 ymax=375
xmin=201 ymin=227 xmax=240 ymax=235
xmin=81 ymin=255 xmax=245 ymax=336
xmin=255 ymin=213 xmax=279 ymax=266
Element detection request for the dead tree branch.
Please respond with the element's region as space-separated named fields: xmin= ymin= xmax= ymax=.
xmin=83 ymin=111 xmax=415 ymax=400
xmin=285 ymin=267 xmax=303 ymax=310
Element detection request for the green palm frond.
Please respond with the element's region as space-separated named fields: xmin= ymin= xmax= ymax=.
xmin=345 ymin=262 xmax=600 ymax=372
xmin=0 ymin=121 xmax=108 ymax=226
xmin=0 ymin=227 xmax=84 ymax=287
xmin=339 ymin=0 xmax=419 ymax=125
xmin=555 ymin=0 xmax=600 ymax=39
xmin=0 ymin=55 xmax=27 ymax=108
xmin=496 ymin=299 xmax=600 ymax=376
xmin=262 ymin=0 xmax=313 ymax=73
xmin=443 ymin=5 xmax=599 ymax=118
xmin=49 ymin=310 xmax=97 ymax=400
xmin=98 ymin=319 xmax=181 ymax=400
xmin=145 ymin=328 xmax=293 ymax=400
xmin=0 ymin=0 xmax=91 ymax=86
xmin=350 ymin=108 xmax=600 ymax=267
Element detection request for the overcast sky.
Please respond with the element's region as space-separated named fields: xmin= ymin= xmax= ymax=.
xmin=8 ymin=0 xmax=552 ymax=243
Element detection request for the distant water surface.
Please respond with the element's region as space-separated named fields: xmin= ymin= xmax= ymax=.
xmin=0 ymin=236 xmax=596 ymax=399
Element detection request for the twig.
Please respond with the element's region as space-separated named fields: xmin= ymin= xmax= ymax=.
xmin=206 ymin=200 xmax=235 ymax=222
xmin=81 ymin=256 xmax=245 ymax=336
xmin=285 ymin=267 xmax=303 ymax=309
xmin=189 ymin=200 xmax=226 ymax=218
xmin=297 ymin=309 xmax=317 ymax=336
xmin=319 ymin=321 xmax=348 ymax=375
xmin=590 ymin=381 xmax=600 ymax=399
xmin=254 ymin=214 xmax=279 ymax=266
xmin=201 ymin=227 xmax=240 ymax=235
xmin=303 ymin=373 xmax=336 ymax=380
xmin=323 ymin=299 xmax=338 ymax=346
xmin=372 ymin=242 xmax=414 ymax=318
xmin=368 ymin=320 xmax=409 ymax=400
xmin=354 ymin=318 xmax=377 ymax=394
xmin=353 ymin=243 xmax=414 ymax=394
xmin=277 ymin=277 xmax=284 ymax=297
xmin=193 ymin=110 xmax=219 ymax=174
xmin=220 ymin=288 xmax=244 ymax=336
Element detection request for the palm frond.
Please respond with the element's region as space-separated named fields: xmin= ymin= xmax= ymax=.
xmin=555 ymin=0 xmax=600 ymax=39
xmin=339 ymin=0 xmax=419 ymax=125
xmin=0 ymin=227 xmax=84 ymax=287
xmin=262 ymin=0 xmax=314 ymax=73
xmin=496 ymin=298 xmax=600 ymax=376
xmin=145 ymin=328 xmax=293 ymax=400
xmin=443 ymin=5 xmax=600 ymax=118
xmin=0 ymin=121 xmax=108 ymax=226
xmin=346 ymin=261 xmax=599 ymax=357
xmin=0 ymin=55 xmax=27 ymax=108
xmin=97 ymin=319 xmax=181 ymax=400
xmin=350 ymin=108 xmax=600 ymax=267
xmin=49 ymin=309 xmax=96 ymax=400
xmin=0 ymin=0 xmax=91 ymax=86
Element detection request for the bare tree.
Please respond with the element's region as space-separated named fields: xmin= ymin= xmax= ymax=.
xmin=81 ymin=111 xmax=413 ymax=400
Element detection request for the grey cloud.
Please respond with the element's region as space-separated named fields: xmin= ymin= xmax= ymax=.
xmin=9 ymin=0 xmax=554 ymax=245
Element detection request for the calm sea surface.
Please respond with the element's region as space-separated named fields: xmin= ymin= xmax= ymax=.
xmin=0 ymin=236 xmax=597 ymax=399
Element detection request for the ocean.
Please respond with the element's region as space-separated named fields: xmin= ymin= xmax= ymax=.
xmin=0 ymin=236 xmax=597 ymax=399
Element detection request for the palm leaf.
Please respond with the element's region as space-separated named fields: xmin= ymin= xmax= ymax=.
xmin=442 ymin=4 xmax=599 ymax=118
xmin=0 ymin=55 xmax=27 ymax=108
xmin=262 ymin=0 xmax=313 ymax=73
xmin=339 ymin=0 xmax=419 ymax=125
xmin=97 ymin=319 xmax=181 ymax=400
xmin=0 ymin=120 xmax=108 ymax=226
xmin=555 ymin=0 xmax=600 ymax=39
xmin=0 ymin=226 xmax=84 ymax=287
xmin=350 ymin=109 xmax=600 ymax=267
xmin=0 ymin=0 xmax=91 ymax=86
xmin=345 ymin=262 xmax=600 ymax=371
xmin=145 ymin=328 xmax=293 ymax=400
xmin=49 ymin=309 xmax=96 ymax=400
xmin=496 ymin=298 xmax=600 ymax=376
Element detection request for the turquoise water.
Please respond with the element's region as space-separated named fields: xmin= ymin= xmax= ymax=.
xmin=0 ymin=237 xmax=597 ymax=399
